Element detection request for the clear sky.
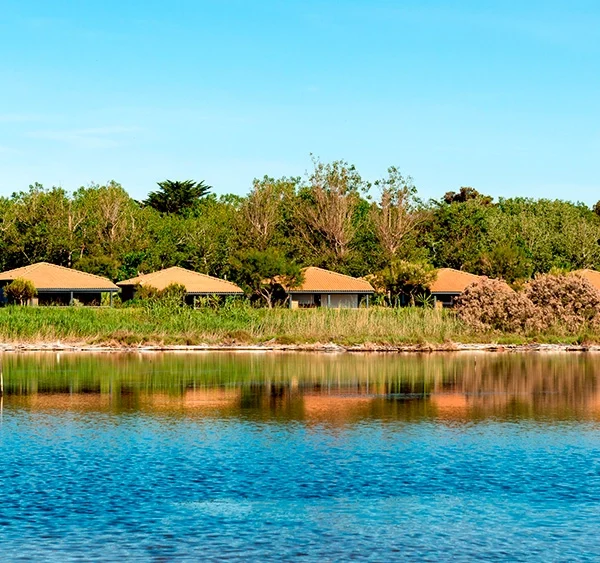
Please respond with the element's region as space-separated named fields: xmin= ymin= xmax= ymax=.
xmin=1 ymin=0 xmax=599 ymax=203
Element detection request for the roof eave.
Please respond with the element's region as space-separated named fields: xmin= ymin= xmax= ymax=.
xmin=430 ymin=290 xmax=463 ymax=295
xmin=32 ymin=288 xmax=119 ymax=292
xmin=187 ymin=291 xmax=244 ymax=296
xmin=289 ymin=289 xmax=374 ymax=294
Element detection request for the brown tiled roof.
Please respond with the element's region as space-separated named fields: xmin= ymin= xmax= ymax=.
xmin=117 ymin=266 xmax=243 ymax=295
xmin=573 ymin=269 xmax=600 ymax=291
xmin=290 ymin=267 xmax=374 ymax=293
xmin=0 ymin=262 xmax=118 ymax=291
xmin=429 ymin=268 xmax=482 ymax=293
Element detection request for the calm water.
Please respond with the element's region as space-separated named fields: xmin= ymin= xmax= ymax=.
xmin=2 ymin=352 xmax=600 ymax=561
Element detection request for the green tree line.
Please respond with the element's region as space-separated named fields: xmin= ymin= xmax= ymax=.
xmin=1 ymin=159 xmax=599 ymax=298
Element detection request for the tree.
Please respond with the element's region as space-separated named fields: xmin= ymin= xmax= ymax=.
xmin=240 ymin=176 xmax=297 ymax=250
xmin=75 ymin=182 xmax=143 ymax=261
xmin=4 ymin=278 xmax=37 ymax=305
xmin=443 ymin=187 xmax=493 ymax=205
xmin=4 ymin=184 xmax=84 ymax=268
xmin=376 ymin=260 xmax=436 ymax=306
xmin=144 ymin=180 xmax=211 ymax=215
xmin=182 ymin=196 xmax=240 ymax=277
xmin=74 ymin=255 xmax=120 ymax=280
xmin=421 ymin=197 xmax=493 ymax=272
xmin=232 ymin=248 xmax=303 ymax=308
xmin=297 ymin=158 xmax=364 ymax=264
xmin=370 ymin=167 xmax=424 ymax=261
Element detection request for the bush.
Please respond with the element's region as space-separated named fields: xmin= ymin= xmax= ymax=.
xmin=138 ymin=283 xmax=188 ymax=315
xmin=159 ymin=283 xmax=187 ymax=307
xmin=101 ymin=292 xmax=121 ymax=307
xmin=4 ymin=278 xmax=37 ymax=305
xmin=524 ymin=273 xmax=600 ymax=332
xmin=455 ymin=278 xmax=538 ymax=333
xmin=374 ymin=260 xmax=436 ymax=306
xmin=136 ymin=284 xmax=160 ymax=301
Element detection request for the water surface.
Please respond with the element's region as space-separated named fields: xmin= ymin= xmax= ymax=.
xmin=1 ymin=352 xmax=600 ymax=561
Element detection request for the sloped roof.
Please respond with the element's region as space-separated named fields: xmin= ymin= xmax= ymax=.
xmin=0 ymin=262 xmax=118 ymax=291
xmin=117 ymin=266 xmax=243 ymax=295
xmin=429 ymin=268 xmax=482 ymax=294
xmin=573 ymin=269 xmax=600 ymax=291
xmin=289 ymin=267 xmax=374 ymax=294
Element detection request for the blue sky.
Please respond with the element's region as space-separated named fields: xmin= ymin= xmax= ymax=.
xmin=1 ymin=0 xmax=599 ymax=203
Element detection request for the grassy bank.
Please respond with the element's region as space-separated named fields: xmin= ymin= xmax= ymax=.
xmin=0 ymin=304 xmax=595 ymax=347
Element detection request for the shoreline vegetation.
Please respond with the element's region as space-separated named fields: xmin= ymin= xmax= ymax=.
xmin=5 ymin=171 xmax=600 ymax=315
xmin=2 ymin=305 xmax=600 ymax=352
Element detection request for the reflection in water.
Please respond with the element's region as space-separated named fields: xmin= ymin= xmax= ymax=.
xmin=3 ymin=352 xmax=600 ymax=561
xmin=4 ymin=351 xmax=600 ymax=422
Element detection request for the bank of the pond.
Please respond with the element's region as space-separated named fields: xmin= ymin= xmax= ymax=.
xmin=0 ymin=305 xmax=598 ymax=350
xmin=1 ymin=342 xmax=600 ymax=353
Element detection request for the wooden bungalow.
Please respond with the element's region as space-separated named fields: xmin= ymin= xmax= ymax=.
xmin=286 ymin=267 xmax=374 ymax=309
xmin=117 ymin=266 xmax=244 ymax=305
xmin=429 ymin=268 xmax=482 ymax=308
xmin=0 ymin=262 xmax=119 ymax=305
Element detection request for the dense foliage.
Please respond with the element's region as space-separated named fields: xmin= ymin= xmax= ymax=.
xmin=455 ymin=279 xmax=538 ymax=333
xmin=524 ymin=273 xmax=600 ymax=332
xmin=3 ymin=278 xmax=37 ymax=305
xmin=2 ymin=160 xmax=600 ymax=297
xmin=456 ymin=274 xmax=600 ymax=333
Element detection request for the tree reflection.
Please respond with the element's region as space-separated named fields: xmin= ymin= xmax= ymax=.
xmin=4 ymin=351 xmax=600 ymax=424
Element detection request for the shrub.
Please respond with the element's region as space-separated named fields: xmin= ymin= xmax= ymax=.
xmin=455 ymin=278 xmax=538 ymax=332
xmin=101 ymin=292 xmax=121 ymax=307
xmin=4 ymin=278 xmax=37 ymax=305
xmin=375 ymin=260 xmax=436 ymax=306
xmin=136 ymin=283 xmax=187 ymax=312
xmin=136 ymin=284 xmax=160 ymax=301
xmin=159 ymin=283 xmax=187 ymax=307
xmin=524 ymin=273 xmax=600 ymax=332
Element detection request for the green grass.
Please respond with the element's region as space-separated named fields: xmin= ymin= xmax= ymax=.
xmin=0 ymin=304 xmax=597 ymax=346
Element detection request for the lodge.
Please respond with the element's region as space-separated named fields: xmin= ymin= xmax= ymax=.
xmin=0 ymin=260 xmax=578 ymax=310
xmin=0 ymin=262 xmax=119 ymax=305
xmin=428 ymin=268 xmax=483 ymax=308
xmin=285 ymin=267 xmax=374 ymax=309
xmin=117 ymin=266 xmax=244 ymax=305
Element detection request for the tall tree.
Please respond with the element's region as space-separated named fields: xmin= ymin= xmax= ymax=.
xmin=144 ymin=180 xmax=211 ymax=215
xmin=240 ymin=176 xmax=297 ymax=250
xmin=370 ymin=167 xmax=424 ymax=262
xmin=297 ymin=158 xmax=364 ymax=265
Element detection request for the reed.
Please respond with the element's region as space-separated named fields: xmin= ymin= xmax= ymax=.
xmin=0 ymin=304 xmax=592 ymax=346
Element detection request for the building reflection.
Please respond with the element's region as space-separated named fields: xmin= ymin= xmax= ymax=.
xmin=5 ymin=351 xmax=600 ymax=424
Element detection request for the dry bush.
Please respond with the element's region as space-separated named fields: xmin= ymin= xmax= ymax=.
xmin=455 ymin=278 xmax=538 ymax=333
xmin=524 ymin=273 xmax=600 ymax=332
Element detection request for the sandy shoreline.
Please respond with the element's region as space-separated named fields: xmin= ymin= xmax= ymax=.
xmin=0 ymin=341 xmax=598 ymax=353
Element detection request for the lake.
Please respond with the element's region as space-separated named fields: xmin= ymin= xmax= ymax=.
xmin=1 ymin=351 xmax=600 ymax=561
